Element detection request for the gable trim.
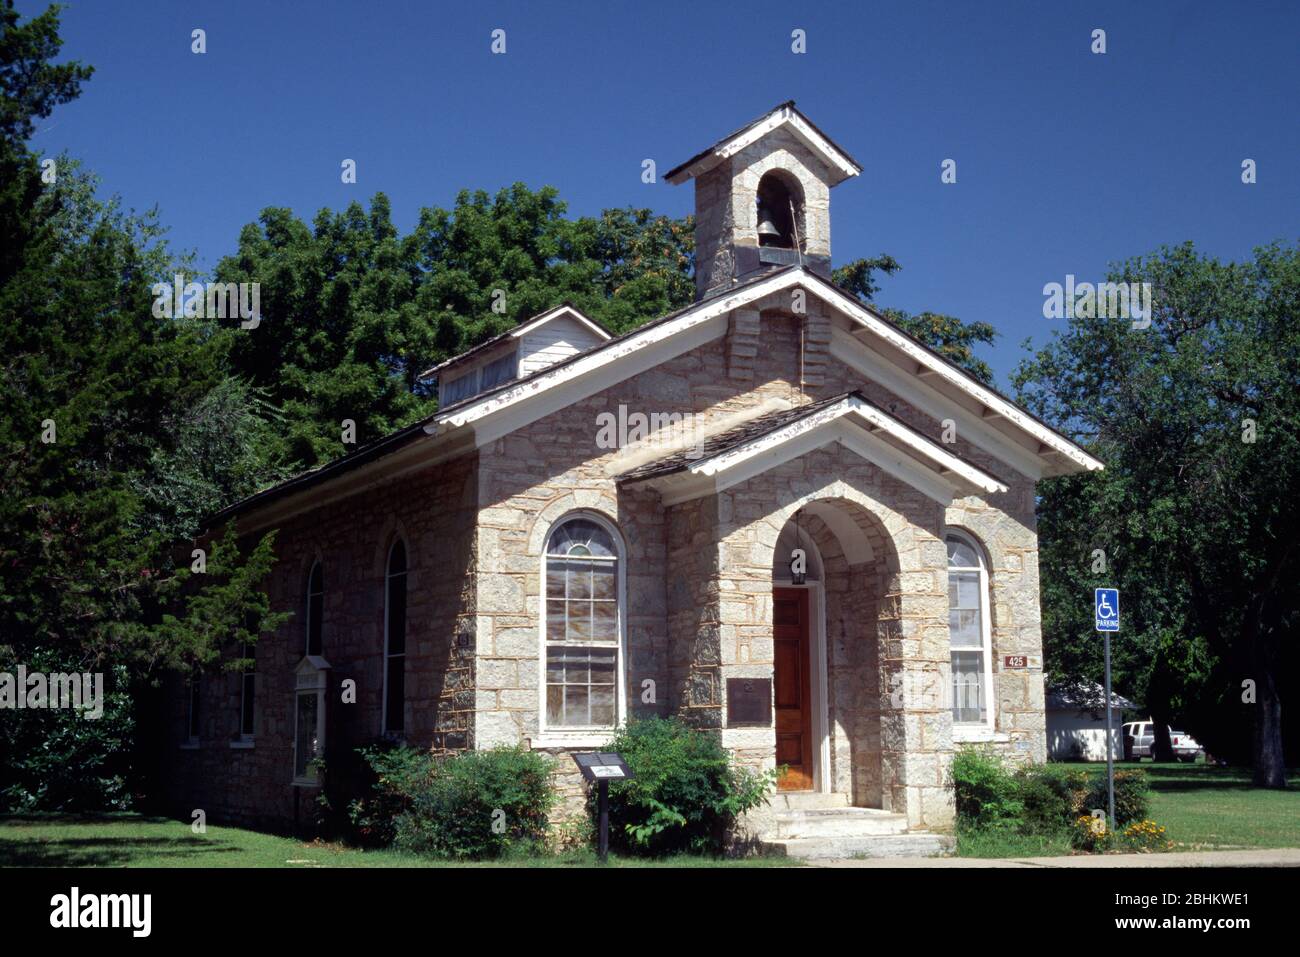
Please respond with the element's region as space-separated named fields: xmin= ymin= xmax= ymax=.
xmin=432 ymin=266 xmax=1101 ymax=477
xmin=665 ymin=102 xmax=862 ymax=186
xmin=620 ymin=393 xmax=1007 ymax=507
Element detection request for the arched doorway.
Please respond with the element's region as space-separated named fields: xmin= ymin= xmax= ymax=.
xmin=769 ymin=496 xmax=899 ymax=806
xmin=771 ymin=519 xmax=825 ymax=791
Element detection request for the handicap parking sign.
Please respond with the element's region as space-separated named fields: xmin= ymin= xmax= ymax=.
xmin=1095 ymin=588 xmax=1119 ymax=632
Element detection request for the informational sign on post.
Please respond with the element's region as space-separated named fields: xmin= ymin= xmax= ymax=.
xmin=1095 ymin=587 xmax=1120 ymax=828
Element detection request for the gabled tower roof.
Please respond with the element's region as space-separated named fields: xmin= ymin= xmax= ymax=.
xmin=664 ymin=101 xmax=863 ymax=186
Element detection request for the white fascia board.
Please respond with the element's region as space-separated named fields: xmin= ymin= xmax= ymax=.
xmin=666 ymin=107 xmax=861 ymax=185
xmin=649 ymin=417 xmax=955 ymax=508
xmin=690 ymin=395 xmax=1005 ymax=496
xmin=509 ymin=305 xmax=611 ymax=342
xmin=429 ymin=269 xmax=799 ymax=441
xmin=843 ymin=399 xmax=1008 ymax=495
xmin=642 ymin=395 xmax=1003 ymax=507
xmin=830 ymin=325 xmax=1046 ymax=480
xmin=811 ymin=281 xmax=1104 ymax=474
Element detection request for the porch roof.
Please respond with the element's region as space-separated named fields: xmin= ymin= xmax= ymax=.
xmin=617 ymin=391 xmax=1010 ymax=506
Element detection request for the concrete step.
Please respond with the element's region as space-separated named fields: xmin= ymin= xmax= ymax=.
xmin=774 ymin=807 xmax=910 ymax=839
xmin=769 ymin=791 xmax=850 ymax=811
xmin=764 ymin=832 xmax=954 ymax=860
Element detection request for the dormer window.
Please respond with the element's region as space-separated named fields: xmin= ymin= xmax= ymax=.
xmin=480 ymin=351 xmax=518 ymax=390
xmin=426 ymin=306 xmax=610 ymax=407
xmin=439 ymin=349 xmax=518 ymax=406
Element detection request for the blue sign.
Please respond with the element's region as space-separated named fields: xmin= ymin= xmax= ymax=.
xmin=1095 ymin=588 xmax=1119 ymax=632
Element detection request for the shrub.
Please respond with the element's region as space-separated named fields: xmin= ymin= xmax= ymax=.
xmin=0 ymin=649 xmax=136 ymax=813
xmin=352 ymin=745 xmax=555 ymax=859
xmin=951 ymin=747 xmax=1022 ymax=829
xmin=1013 ymin=765 xmax=1073 ymax=835
xmin=1084 ymin=768 xmax=1150 ymax=825
xmin=596 ymin=717 xmax=776 ymax=856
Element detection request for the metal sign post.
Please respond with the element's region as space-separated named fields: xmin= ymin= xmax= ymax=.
xmin=1095 ymin=588 xmax=1120 ymax=829
xmin=572 ymin=752 xmax=634 ymax=864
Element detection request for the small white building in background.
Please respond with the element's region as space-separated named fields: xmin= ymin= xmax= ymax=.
xmin=1046 ymin=682 xmax=1136 ymax=762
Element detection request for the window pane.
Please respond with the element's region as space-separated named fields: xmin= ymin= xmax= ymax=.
xmin=547 ymin=606 xmax=567 ymax=641
xmin=565 ymin=653 xmax=589 ymax=685
xmin=295 ymin=692 xmax=319 ymax=778
xmin=479 ymin=351 xmax=517 ymax=389
xmin=385 ymin=656 xmax=405 ymax=732
xmin=307 ymin=589 xmax=323 ymax=656
xmin=567 ymin=604 xmax=592 ymax=641
xmin=441 ymin=370 xmax=476 ymax=405
xmin=949 ymin=609 xmax=981 ymax=647
xmin=589 ymin=649 xmax=616 ymax=682
xmin=388 ymin=540 xmax=407 ymax=575
xmin=591 ymin=600 xmax=617 ymax=640
xmin=387 ymin=572 xmax=407 ymax=655
xmin=546 ymin=648 xmax=617 ymax=728
xmin=949 ymin=570 xmax=980 ymax=609
xmin=546 ymin=684 xmax=564 ymax=724
xmin=590 ymin=685 xmax=615 ymax=727
xmin=565 ymin=685 xmax=589 ymax=725
xmin=591 ymin=563 xmax=617 ymax=600
xmin=568 ymin=562 xmax=593 ymax=600
xmin=546 ymin=569 xmax=565 ymax=598
xmin=951 ymin=650 xmax=985 ymax=723
xmin=946 ymin=536 xmax=980 ymax=568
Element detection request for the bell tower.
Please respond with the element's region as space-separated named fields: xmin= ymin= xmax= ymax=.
xmin=666 ymin=102 xmax=862 ymax=301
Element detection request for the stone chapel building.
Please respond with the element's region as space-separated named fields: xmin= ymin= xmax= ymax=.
xmin=166 ymin=103 xmax=1102 ymax=855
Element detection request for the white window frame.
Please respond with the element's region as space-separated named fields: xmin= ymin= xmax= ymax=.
xmin=305 ymin=560 xmax=324 ymax=657
xmin=945 ymin=528 xmax=996 ymax=735
xmin=382 ymin=538 xmax=407 ymax=738
xmin=535 ymin=511 xmax=626 ymax=748
xmin=292 ymin=661 xmax=328 ymax=787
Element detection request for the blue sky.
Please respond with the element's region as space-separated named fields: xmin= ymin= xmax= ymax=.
xmin=25 ymin=0 xmax=1299 ymax=386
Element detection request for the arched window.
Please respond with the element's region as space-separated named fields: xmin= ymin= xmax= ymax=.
xmin=305 ymin=561 xmax=324 ymax=657
xmin=543 ymin=515 xmax=623 ymax=730
xmin=946 ymin=530 xmax=993 ymax=728
xmin=383 ymin=540 xmax=407 ymax=735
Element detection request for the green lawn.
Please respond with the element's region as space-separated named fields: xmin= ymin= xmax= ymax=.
xmin=957 ymin=761 xmax=1300 ymax=858
xmin=0 ymin=814 xmax=796 ymax=868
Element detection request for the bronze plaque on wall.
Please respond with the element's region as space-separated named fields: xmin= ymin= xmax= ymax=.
xmin=726 ymin=678 xmax=772 ymax=727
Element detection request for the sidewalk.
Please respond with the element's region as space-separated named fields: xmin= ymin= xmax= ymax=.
xmin=811 ymin=847 xmax=1300 ymax=868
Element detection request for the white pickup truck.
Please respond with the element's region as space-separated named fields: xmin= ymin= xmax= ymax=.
xmin=1122 ymin=721 xmax=1204 ymax=762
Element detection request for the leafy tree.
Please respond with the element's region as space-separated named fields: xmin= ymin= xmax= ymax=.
xmin=1015 ymin=241 xmax=1300 ymax=785
xmin=0 ymin=7 xmax=284 ymax=712
xmin=834 ymin=254 xmax=998 ymax=384
xmin=216 ymin=187 xmax=695 ymax=471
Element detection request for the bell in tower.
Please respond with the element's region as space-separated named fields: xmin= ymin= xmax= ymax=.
xmin=665 ymin=101 xmax=861 ymax=301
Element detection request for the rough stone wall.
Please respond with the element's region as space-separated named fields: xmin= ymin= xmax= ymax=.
xmin=707 ymin=450 xmax=956 ymax=830
xmin=163 ymin=452 xmax=478 ymax=830
xmin=693 ymin=126 xmax=834 ymax=299
xmin=819 ymin=348 xmax=1047 ymax=765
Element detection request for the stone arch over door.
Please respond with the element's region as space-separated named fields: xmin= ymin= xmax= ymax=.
xmin=727 ymin=476 xmax=952 ymax=827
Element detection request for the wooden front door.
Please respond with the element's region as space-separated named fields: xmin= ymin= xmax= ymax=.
xmin=773 ymin=587 xmax=814 ymax=791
